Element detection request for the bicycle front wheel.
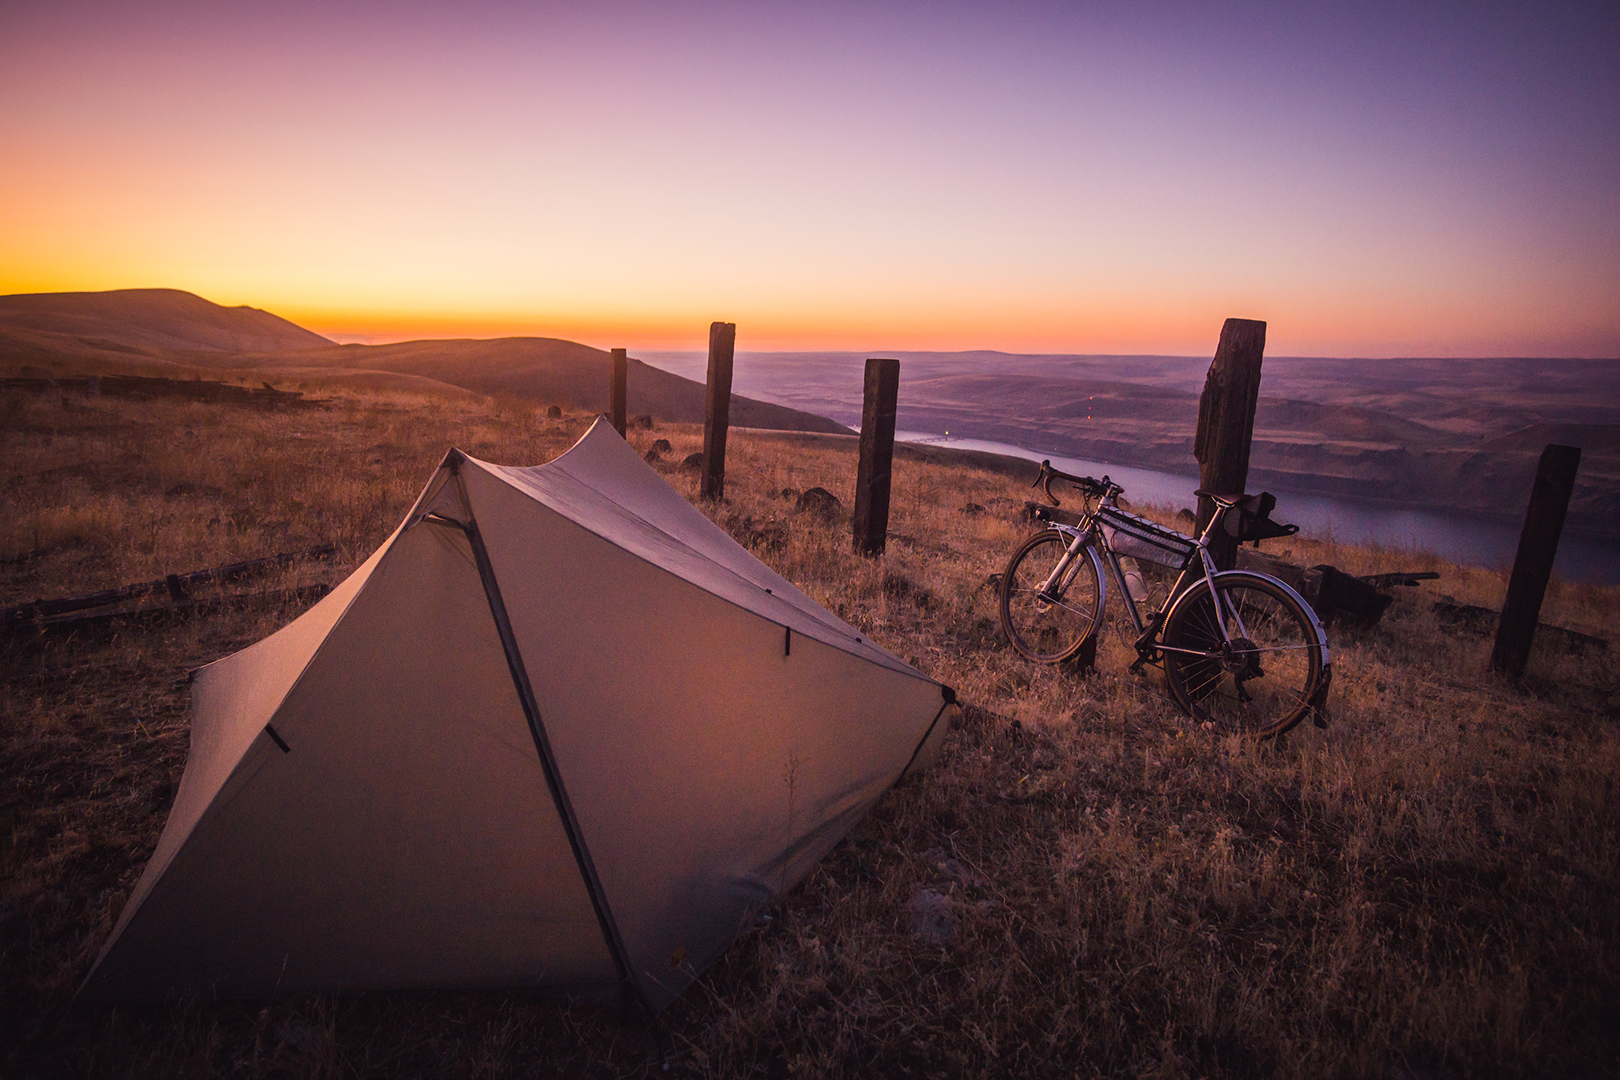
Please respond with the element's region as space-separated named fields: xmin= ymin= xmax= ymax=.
xmin=998 ymin=529 xmax=1104 ymax=663
xmin=1161 ymin=571 xmax=1327 ymax=737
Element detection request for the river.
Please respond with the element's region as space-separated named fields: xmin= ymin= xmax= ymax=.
xmin=894 ymin=431 xmax=1620 ymax=586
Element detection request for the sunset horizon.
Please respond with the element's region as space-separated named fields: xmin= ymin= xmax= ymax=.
xmin=5 ymin=2 xmax=1617 ymax=359
xmin=8 ymin=283 xmax=1620 ymax=360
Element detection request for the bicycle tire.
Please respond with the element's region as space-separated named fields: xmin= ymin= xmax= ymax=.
xmin=1160 ymin=571 xmax=1328 ymax=737
xmin=998 ymin=529 xmax=1105 ymax=663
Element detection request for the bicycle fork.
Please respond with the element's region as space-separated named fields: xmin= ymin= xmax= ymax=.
xmin=1035 ymin=527 xmax=1090 ymax=604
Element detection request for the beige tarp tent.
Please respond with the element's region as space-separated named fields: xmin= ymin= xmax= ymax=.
xmin=81 ymin=419 xmax=955 ymax=1011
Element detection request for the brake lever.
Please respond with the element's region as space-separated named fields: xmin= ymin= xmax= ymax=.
xmin=1030 ymin=460 xmax=1060 ymax=507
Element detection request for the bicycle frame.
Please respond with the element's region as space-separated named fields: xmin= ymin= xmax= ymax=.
xmin=1036 ymin=507 xmax=1259 ymax=667
xmin=1010 ymin=462 xmax=1331 ymax=733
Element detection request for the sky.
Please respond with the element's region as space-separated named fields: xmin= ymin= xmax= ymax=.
xmin=2 ymin=1 xmax=1617 ymax=355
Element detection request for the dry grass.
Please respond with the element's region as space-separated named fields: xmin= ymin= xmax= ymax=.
xmin=2 ymin=384 xmax=1617 ymax=1079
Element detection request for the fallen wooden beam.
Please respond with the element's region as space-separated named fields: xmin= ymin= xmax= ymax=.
xmin=1359 ymin=572 xmax=1440 ymax=588
xmin=2 ymin=545 xmax=335 ymax=624
xmin=1433 ymin=600 xmax=1607 ymax=655
xmin=0 ymin=375 xmax=322 ymax=409
xmin=7 ymin=585 xmax=331 ymax=636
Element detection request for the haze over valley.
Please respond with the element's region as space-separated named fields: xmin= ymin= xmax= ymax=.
xmin=643 ymin=349 xmax=1620 ymax=541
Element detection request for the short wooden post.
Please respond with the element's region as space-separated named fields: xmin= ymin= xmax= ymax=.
xmin=1491 ymin=444 xmax=1581 ymax=677
xmin=1071 ymin=631 xmax=1098 ymax=675
xmin=609 ymin=348 xmax=627 ymax=436
xmin=701 ymin=322 xmax=736 ymax=501
xmin=1193 ymin=318 xmax=1267 ymax=572
xmin=853 ymin=358 xmax=901 ymax=556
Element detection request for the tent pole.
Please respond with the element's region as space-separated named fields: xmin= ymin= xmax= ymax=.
xmin=442 ymin=455 xmax=647 ymax=1014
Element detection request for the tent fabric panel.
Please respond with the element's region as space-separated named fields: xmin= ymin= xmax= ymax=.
xmin=474 ymin=423 xmax=916 ymax=676
xmin=83 ymin=519 xmax=615 ymax=1000
xmin=466 ymin=469 xmax=947 ymax=1010
xmin=86 ymin=532 xmax=394 ymax=977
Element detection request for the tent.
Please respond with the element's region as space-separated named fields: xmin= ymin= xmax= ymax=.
xmin=82 ymin=418 xmax=956 ymax=1011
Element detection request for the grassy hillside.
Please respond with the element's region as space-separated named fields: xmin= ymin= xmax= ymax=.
xmin=2 ymin=379 xmax=1617 ymax=1078
xmin=240 ymin=337 xmax=853 ymax=432
xmin=0 ymin=290 xmax=851 ymax=436
xmin=0 ymin=289 xmax=333 ymax=360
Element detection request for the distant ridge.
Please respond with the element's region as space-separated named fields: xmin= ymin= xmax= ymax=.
xmin=0 ymin=289 xmax=851 ymax=435
xmin=0 ymin=288 xmax=334 ymax=356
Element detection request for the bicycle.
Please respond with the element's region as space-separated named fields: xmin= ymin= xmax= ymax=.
xmin=997 ymin=461 xmax=1331 ymax=737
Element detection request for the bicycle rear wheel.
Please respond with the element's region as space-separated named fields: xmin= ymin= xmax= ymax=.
xmin=1161 ymin=571 xmax=1327 ymax=737
xmin=998 ymin=529 xmax=1104 ymax=663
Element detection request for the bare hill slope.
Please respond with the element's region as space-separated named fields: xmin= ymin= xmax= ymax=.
xmin=0 ymin=289 xmax=850 ymax=435
xmin=245 ymin=337 xmax=852 ymax=432
xmin=0 ymin=289 xmax=332 ymax=362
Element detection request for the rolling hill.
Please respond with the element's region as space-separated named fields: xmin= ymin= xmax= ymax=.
xmin=0 ymin=290 xmax=850 ymax=435
xmin=0 ymin=288 xmax=333 ymax=360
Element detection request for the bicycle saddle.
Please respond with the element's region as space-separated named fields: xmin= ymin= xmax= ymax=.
xmin=1192 ymin=489 xmax=1245 ymax=507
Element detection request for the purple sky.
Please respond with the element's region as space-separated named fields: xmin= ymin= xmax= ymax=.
xmin=3 ymin=1 xmax=1617 ymax=353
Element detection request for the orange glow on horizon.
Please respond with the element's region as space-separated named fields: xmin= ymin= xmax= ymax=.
xmin=4 ymin=5 xmax=1618 ymax=360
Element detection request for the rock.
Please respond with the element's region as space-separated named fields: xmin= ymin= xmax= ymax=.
xmin=545 ymin=404 xmax=563 ymax=418
xmin=644 ymin=448 xmax=662 ymax=464
xmin=795 ymin=486 xmax=843 ymax=522
xmin=1177 ymin=507 xmax=1196 ymax=523
xmin=652 ymin=438 xmax=672 ymax=453
xmin=680 ymin=452 xmax=705 ymax=471
xmin=633 ymin=414 xmax=654 ymax=429
xmin=906 ymin=889 xmax=955 ymax=945
xmin=780 ymin=487 xmax=800 ymax=501
xmin=961 ymin=502 xmax=985 ymax=515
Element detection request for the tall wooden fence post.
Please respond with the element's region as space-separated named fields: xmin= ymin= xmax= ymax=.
xmin=1193 ymin=318 xmax=1267 ymax=571
xmin=853 ymin=358 xmax=901 ymax=556
xmin=1491 ymin=444 xmax=1582 ymax=676
xmin=609 ymin=348 xmax=628 ymax=436
xmin=701 ymin=322 xmax=736 ymax=501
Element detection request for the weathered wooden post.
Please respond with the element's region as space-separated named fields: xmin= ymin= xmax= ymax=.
xmin=1193 ymin=318 xmax=1267 ymax=571
xmin=701 ymin=322 xmax=736 ymax=501
xmin=853 ymin=358 xmax=901 ymax=556
xmin=609 ymin=348 xmax=627 ymax=436
xmin=1491 ymin=444 xmax=1582 ymax=677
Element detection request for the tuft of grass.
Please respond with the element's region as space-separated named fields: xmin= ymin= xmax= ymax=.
xmin=2 ymin=383 xmax=1617 ymax=1078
